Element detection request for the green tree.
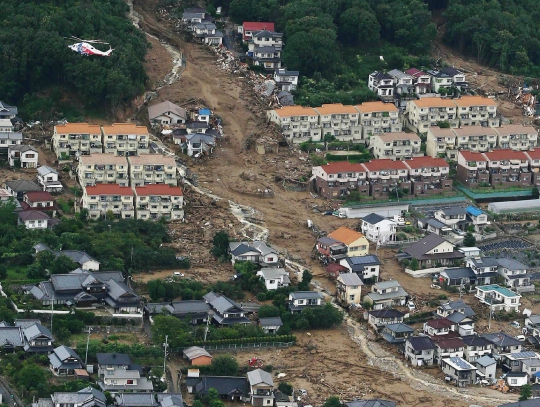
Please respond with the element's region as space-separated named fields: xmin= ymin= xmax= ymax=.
xmin=410 ymin=258 xmax=419 ymax=271
xmin=323 ymin=396 xmax=342 ymax=407
xmin=15 ymin=364 xmax=47 ymax=391
xmin=533 ymin=187 xmax=539 ymax=199
xmin=0 ymin=199 xmax=17 ymax=225
xmin=338 ymin=7 xmax=380 ymax=46
xmin=210 ymin=355 xmax=239 ymax=376
xmin=520 ymin=383 xmax=532 ymax=401
xmin=278 ymin=382 xmax=293 ymax=396
xmin=50 ymin=255 xmax=78 ymax=274
xmin=26 ymin=263 xmax=47 ymax=279
xmin=0 ymin=264 xmax=7 ymax=280
xmin=192 ymin=401 xmax=204 ymax=407
xmin=151 ymin=316 xmax=191 ymax=348
xmin=463 ymin=232 xmax=476 ymax=247
xmin=258 ymin=305 xmax=281 ymax=318
xmin=298 ymin=270 xmax=313 ymax=291
xmin=211 ymin=231 xmax=230 ymax=260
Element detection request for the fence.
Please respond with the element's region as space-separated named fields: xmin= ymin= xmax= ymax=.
xmin=172 ymin=341 xmax=295 ymax=354
xmin=381 ymin=237 xmax=419 ymax=247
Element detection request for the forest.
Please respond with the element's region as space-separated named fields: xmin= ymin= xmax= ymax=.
xmin=0 ymin=0 xmax=148 ymax=119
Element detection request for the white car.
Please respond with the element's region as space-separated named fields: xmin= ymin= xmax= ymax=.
xmin=407 ymin=301 xmax=416 ymax=311
xmin=173 ymin=272 xmax=184 ymax=277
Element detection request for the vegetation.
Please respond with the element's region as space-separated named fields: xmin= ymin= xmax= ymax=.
xmin=278 ymin=382 xmax=293 ymax=396
xmin=520 ymin=383 xmax=532 ymax=401
xmin=463 ymin=232 xmax=476 ymax=247
xmin=207 ymin=355 xmax=239 ymax=376
xmin=211 ymin=231 xmax=231 ymax=262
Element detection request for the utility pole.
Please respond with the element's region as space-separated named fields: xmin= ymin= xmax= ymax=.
xmin=50 ymin=293 xmax=54 ymax=334
xmin=488 ymin=294 xmax=493 ymax=330
xmin=85 ymin=327 xmax=93 ymax=366
xmin=163 ymin=335 xmax=168 ymax=377
xmin=204 ymin=313 xmax=211 ymax=342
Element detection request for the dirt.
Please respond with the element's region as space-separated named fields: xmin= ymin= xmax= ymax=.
xmin=144 ymin=34 xmax=174 ymax=89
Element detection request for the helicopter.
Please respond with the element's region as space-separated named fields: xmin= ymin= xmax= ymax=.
xmin=67 ymin=37 xmax=113 ymax=57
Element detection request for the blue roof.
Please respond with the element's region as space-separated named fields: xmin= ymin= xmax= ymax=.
xmin=199 ymin=108 xmax=211 ymax=115
xmin=466 ymin=206 xmax=484 ymax=217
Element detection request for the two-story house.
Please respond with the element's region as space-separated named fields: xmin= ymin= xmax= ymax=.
xmin=229 ymin=241 xmax=279 ymax=266
xmin=203 ymin=291 xmax=250 ymax=325
xmin=181 ymin=8 xmax=206 ymax=26
xmin=274 ymin=68 xmax=299 ymax=92
xmin=399 ymin=233 xmax=464 ymax=268
xmin=267 ymin=106 xmax=321 ymax=143
xmin=336 ymin=273 xmax=363 ymax=306
xmin=78 ymin=154 xmax=129 ymax=187
xmin=53 ymin=123 xmax=103 ymax=159
xmin=48 ymin=345 xmax=84 ymax=376
xmin=456 ymin=150 xmax=490 ymax=187
xmin=466 ymin=206 xmax=490 ymax=233
xmin=17 ymin=210 xmax=52 ymax=230
xmin=526 ymin=315 xmax=540 ymax=339
xmin=328 ymin=227 xmax=369 ymax=256
xmin=248 ymin=30 xmax=283 ymax=70
xmin=193 ymin=22 xmax=223 ymax=45
xmin=405 ymin=336 xmax=436 ymax=366
xmin=405 ymin=98 xmax=458 ymax=134
xmin=475 ymin=284 xmax=521 ymax=313
xmin=361 ymin=213 xmax=397 ymax=244
xmin=461 ymin=335 xmax=493 ymax=363
xmin=148 ymin=100 xmax=187 ymax=125
xmin=363 ymin=280 xmax=408 ymax=310
xmin=5 ymin=179 xmax=42 ymax=200
xmin=0 ymin=118 xmax=14 ymax=132
xmin=0 ymin=101 xmax=18 ymax=120
xmin=34 ymin=387 xmax=107 ymax=407
xmin=363 ymin=159 xmax=410 ymax=199
xmin=356 ymin=102 xmax=402 ymax=140
xmin=441 ymin=357 xmax=477 ymax=388
xmin=287 ymin=291 xmax=324 ymax=313
xmin=429 ymin=67 xmax=468 ymax=93
xmin=496 ymin=258 xmax=530 ymax=289
xmin=367 ymin=72 xmax=394 ymax=101
xmin=128 ymin=155 xmax=177 ymax=187
xmin=22 ymin=191 xmax=56 ymax=215
xmin=404 ymin=156 xmax=452 ymax=196
xmin=434 ymin=207 xmax=468 ymax=231
xmin=426 ymin=126 xmax=457 ymax=159
xmin=314 ymin=104 xmax=362 ymax=142
xmin=433 ymin=338 xmax=465 ymax=365
xmin=247 ymin=369 xmax=274 ymax=407
xmin=381 ymin=323 xmax=414 ymax=344
xmin=423 ymin=318 xmax=456 ymax=336
xmin=367 ymin=309 xmax=405 ymax=332
xmin=101 ymin=124 xmax=150 ymax=156
xmin=370 ymin=132 xmax=422 ymax=160
xmin=8 ymin=145 xmax=38 ymax=168
xmin=474 ymin=355 xmax=497 ymax=381
xmin=82 ymin=184 xmax=134 ymax=219
xmin=134 ymin=184 xmax=184 ymax=221
xmin=405 ymin=68 xmax=432 ymax=94
xmin=257 ymin=268 xmax=290 ymax=291
xmin=388 ymin=69 xmax=414 ymax=95
xmin=484 ymin=149 xmax=531 ymax=188
xmin=339 ymin=255 xmax=381 ymax=284
xmin=316 ymin=236 xmax=348 ymax=263
xmin=97 ymin=353 xmax=130 ymax=377
xmin=466 ymin=257 xmax=499 ymax=285
xmin=17 ymin=319 xmax=55 ymax=353
xmin=241 ymin=22 xmax=275 ymax=41
xmin=454 ymin=96 xmax=499 ymax=127
xmin=310 ymin=161 xmax=368 ymax=199
xmin=0 ymin=132 xmax=22 ymax=154
xmin=437 ymin=300 xmax=476 ymax=326
xmin=98 ymin=360 xmax=154 ymax=393
xmin=37 ymin=166 xmax=63 ymax=192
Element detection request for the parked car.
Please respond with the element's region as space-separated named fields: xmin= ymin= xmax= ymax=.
xmin=173 ymin=271 xmax=184 ymax=277
xmin=332 ymin=211 xmax=346 ymax=219
xmin=322 ymin=210 xmax=333 ymax=216
xmin=407 ymin=301 xmax=416 ymax=311
xmin=515 ymin=335 xmax=526 ymax=342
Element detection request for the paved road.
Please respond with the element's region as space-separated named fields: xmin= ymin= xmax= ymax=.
xmin=0 ymin=376 xmax=23 ymax=407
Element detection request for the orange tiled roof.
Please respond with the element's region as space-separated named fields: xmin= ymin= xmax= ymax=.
xmin=101 ymin=123 xmax=149 ymax=135
xmin=453 ymin=96 xmax=497 ymax=107
xmin=54 ymin=123 xmax=101 ymax=135
xmin=318 ymin=162 xmax=366 ymax=174
xmin=272 ymin=106 xmax=318 ymax=118
xmin=355 ymin=101 xmax=398 ymax=113
xmin=328 ymin=226 xmax=366 ymax=246
xmin=405 ymin=156 xmax=449 ymax=169
xmin=495 ymin=125 xmax=538 ymax=136
xmin=315 ymin=104 xmax=359 ymax=115
xmin=411 ymin=98 xmax=457 ymax=108
xmin=484 ymin=149 xmax=528 ymax=162
xmin=459 ymin=151 xmax=487 ymax=161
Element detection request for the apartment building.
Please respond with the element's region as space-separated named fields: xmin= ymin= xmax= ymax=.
xmin=453 ymin=126 xmax=498 ymax=153
xmin=525 ymin=149 xmax=540 ymax=186
xmin=127 ymin=154 xmax=177 ymax=187
xmin=134 ymin=184 xmax=184 ymax=221
xmin=404 ymin=156 xmax=452 ymax=196
xmin=311 ymin=162 xmax=368 ymax=199
xmin=426 ymin=127 xmax=457 ymax=159
xmin=484 ymin=149 xmax=531 ymax=187
xmin=53 ymin=123 xmax=102 ymax=159
xmin=363 ymin=159 xmax=410 ymax=199
xmin=405 ymin=68 xmax=432 ymax=94
xmin=82 ymin=184 xmax=134 ymax=219
xmin=267 ymin=106 xmax=321 ymax=143
xmin=405 ymin=98 xmax=459 ymax=133
xmin=314 ymin=104 xmax=361 ymax=142
xmin=456 ymin=151 xmax=490 ymax=188
xmin=356 ymin=102 xmax=401 ymax=139
xmin=454 ymin=96 xmax=499 ymax=127
xmin=494 ymin=124 xmax=538 ymax=150
xmin=367 ymin=72 xmax=394 ymax=101
xmin=78 ymin=154 xmax=129 ymax=187
xmin=370 ymin=132 xmax=422 ymax=160
xmin=101 ymin=124 xmax=150 ymax=156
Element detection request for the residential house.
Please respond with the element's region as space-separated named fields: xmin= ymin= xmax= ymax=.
xmin=0 ymin=188 xmax=13 ymax=202
xmin=22 ymin=191 xmax=56 ymax=214
xmin=274 ymin=68 xmax=299 ymax=92
xmin=196 ymin=108 xmax=211 ymax=124
xmin=287 ymin=291 xmax=324 ymax=313
xmin=258 ymin=317 xmax=283 ymax=334
xmin=456 ymin=150 xmax=490 ymax=188
xmin=247 ymin=369 xmax=274 ymax=407
xmin=186 ymin=122 xmax=209 ymax=134
xmin=0 ymin=118 xmax=14 ymax=132
xmin=405 ymin=98 xmax=458 ymax=134
xmin=229 ymin=241 xmax=278 ymax=266
xmin=423 ymin=318 xmax=456 ymax=336
xmin=441 ymin=357 xmax=477 ymax=387
xmin=8 ymin=145 xmax=38 ymax=168
xmin=240 ymin=22 xmax=275 ymax=41
xmin=462 ymin=335 xmax=493 ymax=363
xmin=134 ymin=184 xmax=184 ymax=221
xmin=475 ymin=284 xmax=521 ymax=312
xmin=101 ymin=123 xmax=150 ymax=156
xmin=78 ymin=154 xmax=129 ymax=187
xmin=274 ymin=391 xmax=297 ymax=407
xmin=310 ymin=161 xmax=369 ymax=199
xmin=49 ymin=345 xmax=84 ymax=376
xmin=105 ymin=279 xmax=142 ymax=313
xmin=114 ymin=393 xmax=157 ymax=407
xmin=15 ymin=319 xmax=55 ymax=353
xmin=4 ymin=180 xmax=43 ymax=200
xmin=454 ymin=96 xmax=499 ymax=127
xmin=267 ymin=106 xmax=321 ymax=143
xmin=181 ymin=8 xmax=206 ymax=25
xmin=381 ymin=323 xmax=413 ymax=344
xmin=248 ymin=30 xmax=283 ymax=70
xmin=439 ymin=267 xmax=476 ymax=287
xmin=466 ymin=206 xmax=490 ymax=232
xmin=420 ymin=217 xmax=453 ymax=237
xmin=367 ymin=72 xmax=394 ymax=101
xmin=145 ymin=300 xmax=210 ymax=325
xmin=483 ymin=150 xmax=531 ymax=188
xmin=501 ymin=351 xmax=540 ymax=373
xmin=506 ymin=372 xmax=529 ymax=388
xmin=522 ymin=357 xmax=540 ymax=379
xmin=482 ymin=332 xmax=522 ymax=357
xmin=437 ymin=300 xmax=476 ymax=326
xmin=328 ymin=226 xmax=369 ymax=257
xmin=53 ymin=123 xmax=103 ymax=159
xmin=433 ymin=338 xmax=466 ymax=364
xmin=98 ymin=367 xmax=154 ymax=393
xmin=496 ymin=258 xmax=531 ymax=289
xmin=405 ymin=336 xmax=436 ymax=366
xmin=17 ymin=211 xmax=53 ymax=230
xmin=404 ymin=68 xmax=432 ymax=94
xmin=316 ymin=237 xmax=348 ymax=263
xmin=362 ymin=159 xmax=410 ymax=199
xmin=339 ymin=255 xmax=381 ymax=283
xmin=203 ymin=291 xmax=250 ymax=325
xmin=497 ymin=125 xmax=538 ymax=150
xmin=336 ymin=273 xmax=363 ymax=306
xmin=34 ymin=243 xmax=100 ymax=271
xmin=32 ymin=387 xmax=106 ymax=407
xmin=183 ymin=346 xmax=212 ymax=366
xmin=526 ymin=315 xmax=540 ymax=339
xmin=474 ymin=355 xmax=497 ymax=381
xmin=0 ymin=132 xmax=23 ymax=153
xmin=434 ymin=207 xmax=468 ymax=231
xmin=314 ymin=104 xmax=362 ymax=142
xmin=426 ymin=126 xmax=457 ymax=159
xmin=193 ymin=376 xmax=249 ymax=401
xmin=429 ymin=67 xmax=468 ymax=93
xmin=193 ymin=22 xmax=224 ymax=45
xmin=82 ymin=184 xmax=134 ymax=219
xmin=0 ymin=101 xmax=18 ymax=120
xmin=399 ymin=233 xmax=464 ymax=268
xmin=97 ymin=353 xmax=132 ymax=376
xmin=367 ymin=309 xmax=405 ymax=332
xmin=404 ymin=156 xmax=452 ymax=196
xmin=388 ymin=69 xmax=414 ymax=95
xmin=37 ymin=166 xmax=63 ymax=192
xmin=363 ymin=280 xmax=409 ymax=310
xmin=184 ymin=133 xmax=216 ymax=157
xmin=361 ymin=213 xmax=397 ymax=244
xmin=256 ymin=268 xmax=290 ymax=291
xmin=148 ymin=101 xmax=187 ymax=125
xmin=356 ymin=101 xmax=402 ymax=140
xmin=370 ymin=132 xmax=422 ymax=160
xmin=525 ymin=149 xmax=540 ymax=186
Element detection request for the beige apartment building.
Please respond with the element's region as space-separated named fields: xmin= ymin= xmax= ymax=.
xmin=78 ymin=154 xmax=129 ymax=187
xmin=405 ymin=97 xmax=459 ymax=133
xmin=134 ymin=184 xmax=184 ymax=221
xmin=101 ymin=123 xmax=150 ymax=156
xmin=314 ymin=104 xmax=362 ymax=141
xmin=267 ymin=106 xmax=321 ymax=143
xmin=356 ymin=102 xmax=401 ymax=139
xmin=454 ymin=96 xmax=499 ymax=127
xmin=426 ymin=126 xmax=498 ymax=159
xmin=53 ymin=123 xmax=103 ymax=159
xmin=370 ymin=132 xmax=422 ymax=160
xmin=495 ymin=124 xmax=538 ymax=150
xmin=127 ymin=154 xmax=177 ymax=187
xmin=82 ymin=184 xmax=134 ymax=219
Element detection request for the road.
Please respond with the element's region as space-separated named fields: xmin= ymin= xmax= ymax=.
xmin=0 ymin=376 xmax=23 ymax=407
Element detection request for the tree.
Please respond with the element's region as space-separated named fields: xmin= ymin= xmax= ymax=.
xmin=323 ymin=396 xmax=342 ymax=407
xmin=192 ymin=401 xmax=204 ymax=407
xmin=298 ymin=270 xmax=313 ymax=291
xmin=0 ymin=199 xmax=17 ymax=225
xmin=0 ymin=264 xmax=7 ymax=280
xmin=78 ymin=208 xmax=89 ymax=222
xmin=151 ymin=316 xmax=191 ymax=348
xmin=278 ymin=382 xmax=293 ymax=396
xmin=210 ymin=355 xmax=239 ymax=376
xmin=50 ymin=255 xmax=78 ymax=274
xmin=533 ymin=187 xmax=539 ymax=199
xmin=15 ymin=364 xmax=47 ymax=391
xmin=26 ymin=263 xmax=47 ymax=279
xmin=410 ymin=258 xmax=419 ymax=271
xmin=520 ymin=383 xmax=532 ymax=401
xmin=323 ymin=133 xmax=336 ymax=149
xmin=258 ymin=305 xmax=280 ymax=318
xmin=463 ymin=232 xmax=476 ymax=247
xmin=338 ymin=7 xmax=380 ymax=46
xmin=211 ymin=231 xmax=230 ymax=261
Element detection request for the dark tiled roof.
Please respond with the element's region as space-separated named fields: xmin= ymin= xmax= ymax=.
xmin=407 ymin=336 xmax=435 ymax=351
xmin=96 ymin=353 xmax=131 ymax=366
xmin=362 ymin=213 xmax=386 ymax=225
xmin=369 ymin=309 xmax=405 ymax=319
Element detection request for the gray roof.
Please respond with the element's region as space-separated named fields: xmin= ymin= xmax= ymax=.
xmin=230 ymin=243 xmax=257 ymax=256
xmin=247 ymin=369 xmax=273 ymax=386
xmin=497 ymin=258 xmax=527 ymax=270
xmin=258 ymin=268 xmax=287 ymax=280
xmin=5 ymin=179 xmax=41 ymax=192
xmin=195 ymin=376 xmax=249 ymax=396
xmin=345 ymin=400 xmax=396 ymax=407
xmin=461 ymin=335 xmax=492 ymax=347
xmin=148 ymin=101 xmax=187 ymax=121
xmin=374 ymin=280 xmax=401 ymax=290
xmin=404 ymin=233 xmax=461 ymax=259
xmin=527 ymin=315 xmax=540 ymax=325
xmin=96 ymin=352 xmax=131 ymax=366
xmin=439 ymin=207 xmax=467 ymax=216
xmin=186 ymin=133 xmax=215 ymax=144
xmin=439 ymin=300 xmax=475 ymax=317
xmin=18 ymin=210 xmax=50 ymax=221
xmin=37 ymin=166 xmax=58 ymax=176
xmin=475 ymin=355 xmax=496 ymax=368
xmin=203 ymin=292 xmax=245 ymax=314
xmin=482 ymin=332 xmax=522 ymax=347
xmin=338 ymin=273 xmax=364 ymax=286
xmin=167 ymin=300 xmax=210 ymax=315
xmin=259 ymin=317 xmax=283 ymax=327
xmin=115 ymin=393 xmax=157 ymax=407
xmin=369 ymin=309 xmax=405 ymax=319
xmin=521 ymin=358 xmax=540 ymax=367
xmin=157 ymin=394 xmax=183 ymax=407
xmin=446 ymin=312 xmax=468 ymax=324
xmin=407 ymin=336 xmax=435 ymax=351
xmin=106 ymin=279 xmax=138 ymax=301
xmin=52 ymin=387 xmax=106 ymax=405
xmin=0 ymin=101 xmax=17 ymax=116
xmin=289 ymin=291 xmax=324 ymax=300
xmin=388 ymin=69 xmax=411 ymax=79
xmin=33 ymin=399 xmax=54 ymax=407
xmin=384 ymin=323 xmax=413 ymax=333
xmin=52 ymin=345 xmax=81 ymax=362
xmin=425 ymin=218 xmax=446 ymax=229
xmin=23 ymin=323 xmax=52 ymax=341
xmin=186 ymin=121 xmax=208 ymax=129
xmin=55 ymin=249 xmax=98 ymax=266
xmin=9 ymin=144 xmax=37 ymax=153
xmin=253 ymin=30 xmax=282 ymax=38
xmin=442 ymin=267 xmax=476 ymax=280
xmin=0 ymin=327 xmax=24 ymax=347
xmin=317 ymin=236 xmax=341 ymax=246
xmin=183 ymin=346 xmax=212 ymax=360
xmin=470 ymin=257 xmax=499 ymax=268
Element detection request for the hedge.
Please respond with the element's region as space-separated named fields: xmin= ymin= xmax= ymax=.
xmin=187 ymin=335 xmax=296 ymax=348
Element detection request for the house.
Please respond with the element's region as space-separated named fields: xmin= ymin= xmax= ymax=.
xmin=0 ymin=101 xmax=18 ymax=119
xmin=23 ymin=191 xmax=56 ymax=214
xmin=466 ymin=206 xmax=489 ymax=232
xmin=454 ymin=96 xmax=499 ymax=127
xmin=404 ymin=156 xmax=453 ymax=197
xmin=314 ymin=104 xmax=362 ymax=142
xmin=276 ymin=91 xmax=294 ymax=107
xmin=526 ymin=315 xmax=540 ymax=339
xmin=497 ymin=125 xmax=538 ymax=151
xmin=456 ymin=150 xmax=490 ymax=188
xmin=193 ymin=376 xmax=249 ymax=401
xmin=484 ymin=150 xmax=531 ymax=188
xmin=4 ymin=179 xmax=42 ymax=200
xmin=370 ymin=132 xmax=422 ymax=160
xmin=423 ymin=318 xmax=456 ymax=336
xmin=203 ymin=292 xmax=250 ymax=325
xmin=248 ymin=31 xmax=283 ymax=70
xmin=274 ymin=68 xmax=299 ymax=92
xmin=437 ymin=300 xmax=476 ymax=327
xmin=367 ymin=309 xmax=405 ymax=332
xmin=148 ymin=101 xmax=187 ymax=125
xmin=399 ymin=233 xmax=464 ymax=268
xmin=405 ymin=336 xmax=436 ymax=366
xmin=184 ymin=134 xmax=216 ymax=157
xmin=339 ymin=255 xmax=381 ymax=283
xmin=274 ymin=391 xmax=297 ymax=407
xmin=182 ymin=8 xmax=206 ymax=25
xmin=420 ymin=217 xmax=452 ymax=236
xmin=474 ymin=355 xmax=497 ymax=381
xmin=229 ymin=241 xmax=278 ymax=266
xmin=368 ymin=72 xmax=394 ymax=101
xmin=439 ymin=267 xmax=476 ymax=287
xmin=405 ymin=68 xmax=432 ymax=94
xmin=258 ymin=317 xmax=282 ymax=334
xmin=388 ymin=69 xmax=414 ymax=95
xmin=183 ymin=346 xmax=212 ymax=366
xmin=82 ymin=184 xmax=134 ymax=219
xmin=434 ymin=207 xmax=468 ymax=231
xmin=441 ymin=357 xmax=477 ymax=387
xmin=458 ymin=246 xmax=482 ymax=259
xmin=0 ymin=188 xmax=13 ymax=202
xmin=310 ymin=161 xmax=369 ymax=199
xmin=381 ymin=323 xmax=413 ymax=344
xmin=17 ymin=210 xmax=53 ymax=230
xmin=98 ymin=367 xmax=154 ymax=393
xmin=501 ymin=351 xmax=540 ymax=373
xmin=156 ymin=394 xmax=183 ymax=407
xmin=101 ymin=123 xmax=150 ymax=156
xmin=34 ymin=243 xmax=100 ymax=271
xmin=356 ymin=102 xmax=402 ymax=140
xmin=433 ymin=338 xmax=465 ymax=364
xmin=363 ymin=159 xmax=411 ymax=199
xmin=193 ymin=22 xmax=224 ymax=45
xmin=363 ymin=280 xmax=408 ymax=310
xmin=53 ymin=123 xmax=103 ymax=159
xmin=475 ymin=284 xmax=521 ymax=313
xmin=522 ymin=357 xmax=540 ymax=379
xmin=328 ymin=227 xmax=369 ymax=257
xmin=78 ymin=154 xmax=129 ymax=187
xmin=506 ymin=372 xmax=529 ymax=388
xmin=241 ymin=22 xmax=275 ymax=41
xmin=247 ymin=369 xmax=274 ymax=407
xmin=287 ymin=291 xmax=324 ymax=313
xmin=37 ymin=166 xmax=62 ymax=192
xmin=344 ymin=400 xmax=395 ymax=407
xmin=336 ymin=273 xmax=363 ymax=306
xmin=482 ymin=332 xmax=522 ymax=356
xmin=266 ymin=106 xmax=321 ymax=143
xmin=97 ymin=353 xmax=132 ymax=376
xmin=0 ymin=132 xmax=23 ymax=153
xmin=105 ymin=279 xmax=143 ymax=313
xmin=496 ymin=258 xmax=531 ymax=289
xmin=186 ymin=121 xmax=208 ymax=135
xmin=134 ymin=185 xmax=184 ymax=221
xmin=145 ymin=300 xmax=210 ymax=325
xmin=425 ymin=126 xmax=458 ymax=159
xmin=405 ymin=98 xmax=458 ymax=134
xmin=0 ymin=118 xmax=14 ymax=132
xmin=462 ymin=335 xmax=493 ymax=363
xmin=316 ymin=237 xmax=348 ymax=263
xmin=114 ymin=393 xmax=158 ymax=407
xmin=32 ymin=387 xmax=106 ymax=407
xmin=8 ymin=145 xmax=38 ymax=168
xmin=257 ymin=268 xmax=290 ymax=290
xmin=49 ymin=345 xmax=84 ymax=376
xmin=361 ymin=213 xmax=397 ymax=244
xmin=429 ymin=67 xmax=468 ymax=92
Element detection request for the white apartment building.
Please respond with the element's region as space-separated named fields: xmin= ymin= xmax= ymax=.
xmin=426 ymin=126 xmax=498 ymax=159
xmin=406 ymin=97 xmax=459 ymax=133
xmin=495 ymin=124 xmax=538 ymax=150
xmin=78 ymin=154 xmax=129 ymax=187
xmin=82 ymin=184 xmax=134 ymax=219
xmin=134 ymin=184 xmax=184 ymax=221
xmin=475 ymin=284 xmax=521 ymax=313
xmin=267 ymin=106 xmax=321 ymax=143
xmin=101 ymin=124 xmax=150 ymax=156
xmin=370 ymin=132 xmax=422 ymax=160
xmin=53 ymin=123 xmax=103 ymax=159
xmin=314 ymin=104 xmax=361 ymax=142
xmin=127 ymin=154 xmax=177 ymax=187
xmin=356 ymin=102 xmax=401 ymax=139
xmin=454 ymin=96 xmax=499 ymax=127
xmin=426 ymin=127 xmax=457 ymax=159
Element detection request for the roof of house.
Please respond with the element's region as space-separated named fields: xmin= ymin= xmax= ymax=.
xmin=53 ymin=345 xmax=81 ymax=361
xmin=247 ymin=369 xmax=273 ymax=386
xmin=424 ymin=218 xmax=446 ymax=229
xmin=54 ymin=123 xmax=101 ymax=135
xmin=314 ymin=104 xmax=359 ymax=115
xmin=289 ymin=291 xmax=324 ymax=300
xmin=96 ymin=353 xmax=131 ymax=366
xmin=252 ymin=30 xmax=282 ymax=38
xmin=203 ymin=292 xmax=245 ymax=314
xmin=272 ymin=106 xmax=318 ymax=118
xmin=454 ymin=96 xmax=497 ymax=107
xmin=428 ymin=127 xmax=455 ymax=137
xmin=127 ymin=154 xmax=176 ymax=166
xmin=337 ymin=273 xmax=364 ymax=286
xmin=435 ymin=338 xmax=465 ymax=349
xmin=166 ymin=300 xmax=211 ymax=315
xmin=258 ymin=268 xmax=288 ymax=280
xmin=9 ymin=144 xmax=37 ymax=153
xmin=317 ymin=161 xmax=366 ymax=175
xmin=355 ymin=101 xmax=398 ymax=113
xmin=477 ymin=284 xmax=520 ymax=298
xmin=439 ymin=206 xmax=467 ymax=216
xmin=0 ymin=326 xmax=24 ymax=347
xmin=344 ymin=400 xmax=396 ymax=407
xmin=388 ymin=69 xmax=411 ymax=79
xmin=79 ymin=154 xmax=128 ymax=165
xmin=425 ymin=318 xmax=455 ymax=329
xmin=37 ymin=166 xmax=58 ymax=176
xmin=405 ymin=68 xmax=428 ymax=77
xmin=482 ymin=332 xmax=522 ymax=347
xmin=5 ymin=180 xmax=41 ymax=192
xmin=452 ymin=126 xmax=498 ymax=137
xmin=374 ymin=132 xmax=421 ymax=142
xmin=328 ymin=226 xmax=366 ymax=246
xmin=195 ymin=376 xmax=249 ymax=396
xmin=369 ymin=309 xmax=405 ymax=319
xmin=84 ymin=184 xmax=133 ymax=196
xmin=525 ymin=149 xmax=540 ymax=160
xmin=496 ymin=258 xmax=527 ymax=270
xmin=115 ymin=393 xmax=157 ymax=407
xmin=506 ymin=372 xmax=528 ymax=378
xmin=148 ymin=101 xmax=187 ymax=120
xmin=459 ymin=150 xmax=488 ymax=162
xmin=101 ymin=123 xmax=149 ymax=135
xmin=134 ymin=184 xmax=183 ymax=197
xmin=484 ymin=149 xmax=528 ymax=162
xmin=439 ymin=300 xmax=476 ymax=317
xmin=521 ymin=358 xmax=540 ymax=367
xmin=411 ymin=98 xmax=457 ymax=108
xmin=18 ymin=210 xmax=50 ymax=221
xmin=183 ymin=346 xmax=212 ymax=360
xmin=475 ymin=355 xmax=496 ymax=368
xmin=441 ymin=267 xmax=476 ymax=280
xmin=384 ymin=323 xmax=413 ymax=333
xmin=404 ymin=233 xmax=458 ymax=259
xmin=466 ymin=206 xmax=485 ymax=217
xmin=342 ymin=255 xmax=381 ymax=271
xmin=23 ymin=322 xmax=52 ymax=341
xmin=156 ymin=393 xmax=183 ymax=407
xmin=259 ymin=317 xmax=283 ymax=327
xmin=362 ymin=159 xmax=408 ymax=172
xmin=527 ymin=315 xmax=540 ymax=325
xmin=405 ymin=156 xmax=449 ymax=169
xmin=407 ymin=336 xmax=435 ymax=351
xmin=461 ymin=335 xmax=492 ymax=347
xmin=443 ymin=357 xmax=476 ymax=370
xmin=374 ymin=280 xmax=401 ymax=290
xmin=25 ymin=191 xmax=53 ymax=202
xmin=362 ymin=213 xmax=386 ymax=225
xmin=495 ymin=124 xmax=537 ymax=136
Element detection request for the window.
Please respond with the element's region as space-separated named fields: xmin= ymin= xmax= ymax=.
xmin=349 ymin=295 xmax=355 ymax=301
xmin=511 ymin=379 xmax=517 ymax=384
